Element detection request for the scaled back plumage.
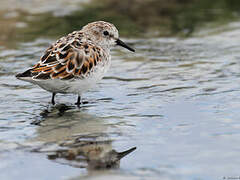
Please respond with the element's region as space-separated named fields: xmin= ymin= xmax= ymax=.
xmin=17 ymin=21 xmax=117 ymax=81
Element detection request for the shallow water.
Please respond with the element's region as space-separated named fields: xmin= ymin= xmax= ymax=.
xmin=2 ymin=3 xmax=240 ymax=179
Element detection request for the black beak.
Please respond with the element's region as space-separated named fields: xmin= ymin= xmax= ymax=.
xmin=116 ymin=39 xmax=135 ymax=52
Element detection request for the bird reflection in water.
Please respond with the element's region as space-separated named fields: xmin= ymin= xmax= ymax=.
xmin=31 ymin=104 xmax=136 ymax=170
xmin=47 ymin=136 xmax=136 ymax=169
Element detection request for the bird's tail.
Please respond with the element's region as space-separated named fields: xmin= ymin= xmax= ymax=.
xmin=15 ymin=69 xmax=33 ymax=81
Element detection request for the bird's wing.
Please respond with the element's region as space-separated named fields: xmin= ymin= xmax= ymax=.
xmin=31 ymin=34 xmax=104 ymax=80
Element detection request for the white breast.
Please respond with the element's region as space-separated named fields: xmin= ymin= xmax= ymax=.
xmin=33 ymin=59 xmax=111 ymax=95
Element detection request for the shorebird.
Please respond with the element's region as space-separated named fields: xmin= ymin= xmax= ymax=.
xmin=16 ymin=21 xmax=135 ymax=105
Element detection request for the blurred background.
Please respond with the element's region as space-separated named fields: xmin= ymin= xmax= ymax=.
xmin=1 ymin=0 xmax=240 ymax=45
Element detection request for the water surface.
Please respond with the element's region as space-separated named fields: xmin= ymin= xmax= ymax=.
xmin=1 ymin=2 xmax=240 ymax=180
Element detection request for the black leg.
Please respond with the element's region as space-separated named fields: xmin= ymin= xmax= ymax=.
xmin=75 ymin=95 xmax=81 ymax=106
xmin=51 ymin=93 xmax=56 ymax=105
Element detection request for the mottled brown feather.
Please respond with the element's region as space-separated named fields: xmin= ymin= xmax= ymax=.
xmin=30 ymin=31 xmax=106 ymax=80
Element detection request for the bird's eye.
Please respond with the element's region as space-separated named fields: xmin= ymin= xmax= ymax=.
xmin=103 ymin=31 xmax=109 ymax=36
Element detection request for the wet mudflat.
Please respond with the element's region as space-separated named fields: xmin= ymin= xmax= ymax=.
xmin=1 ymin=1 xmax=240 ymax=180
